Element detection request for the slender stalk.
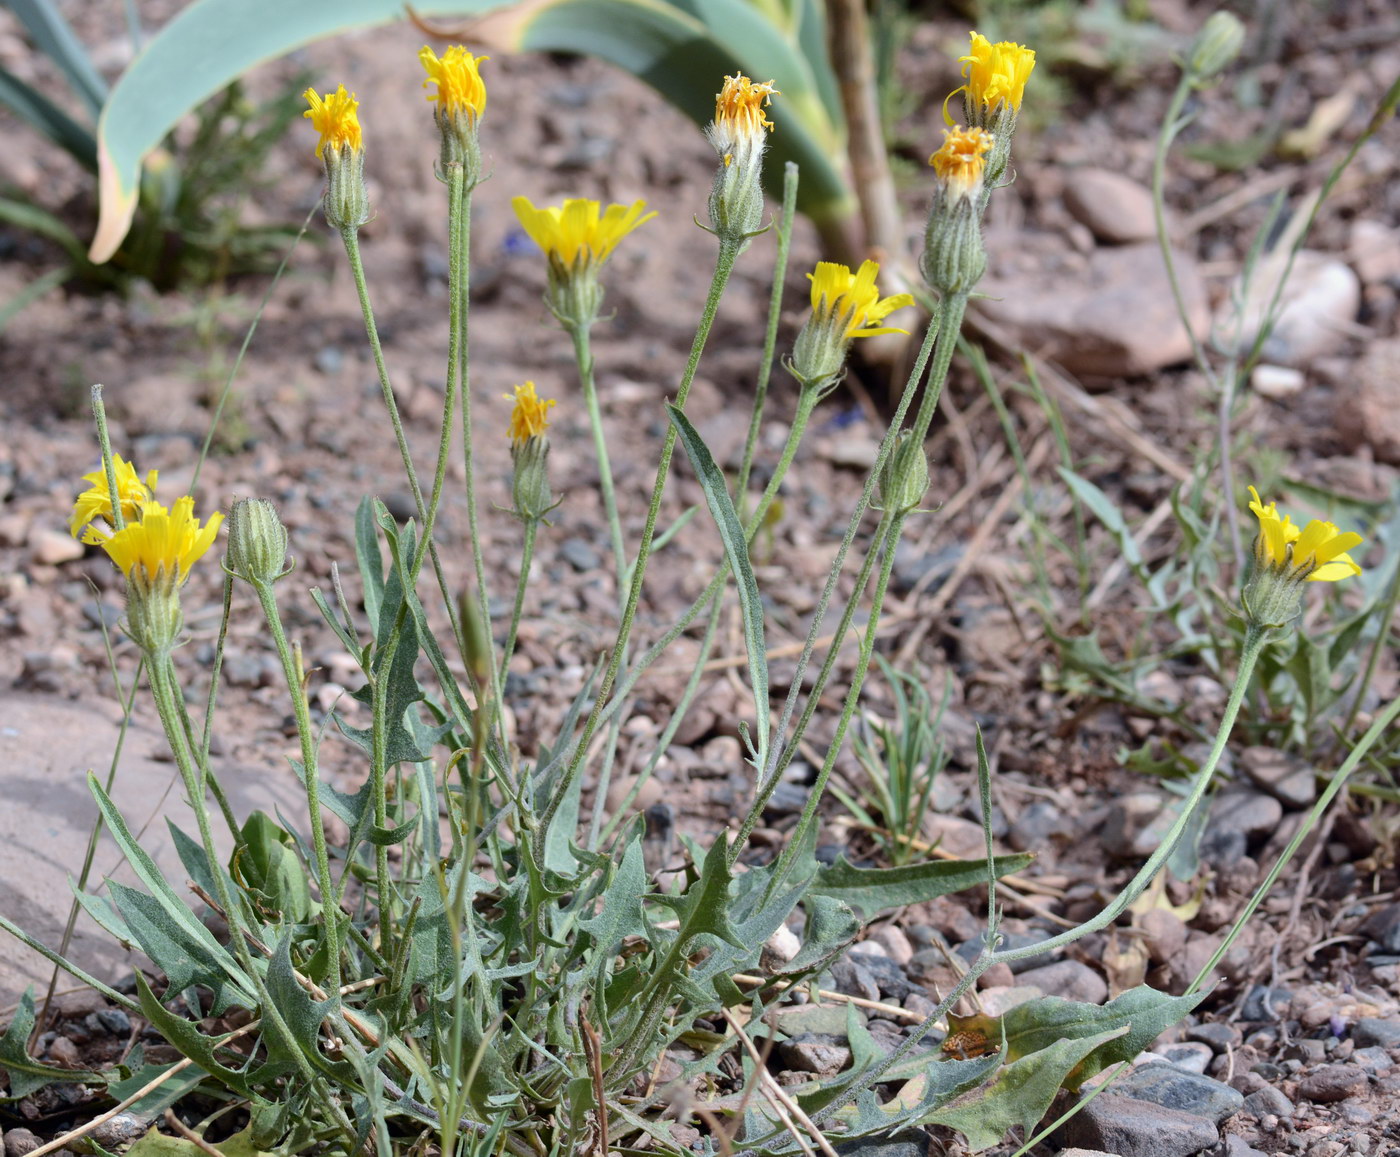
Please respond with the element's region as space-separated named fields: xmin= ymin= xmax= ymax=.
xmin=568 ymin=322 xmax=627 ymax=590
xmin=535 ymin=237 xmax=742 ymax=849
xmin=143 ymin=653 xmax=336 ymax=1102
xmin=1190 ymin=685 xmax=1400 ymax=992
xmin=90 ymin=386 xmax=125 ymax=533
xmin=502 ymin=519 xmax=538 ymax=675
xmin=762 ymin=509 xmax=905 ymax=892
xmin=737 ymin=163 xmax=800 ymax=499
xmin=1342 ymin=554 xmax=1400 ymax=739
xmin=250 ymin=579 xmax=343 ymax=1005
xmin=339 ymin=226 xmax=469 ymax=679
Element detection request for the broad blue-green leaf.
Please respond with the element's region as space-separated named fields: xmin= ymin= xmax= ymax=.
xmin=998 ymin=986 xmax=1207 ymax=1090
xmin=0 ymin=989 xmax=103 ymax=1101
xmin=808 ymin=851 xmax=1034 ymax=917
xmin=668 ymin=402 xmax=769 ymax=758
xmin=89 ymin=776 xmax=254 ymax=1008
xmin=579 ymin=836 xmax=648 ymax=952
xmin=923 ymin=1028 xmax=1124 ymax=1150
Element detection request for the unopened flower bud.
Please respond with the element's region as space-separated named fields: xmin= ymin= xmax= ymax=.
xmin=1186 ymin=12 xmax=1245 ymax=85
xmin=226 ymin=498 xmax=290 ymax=585
xmin=878 ymin=430 xmax=931 ymax=515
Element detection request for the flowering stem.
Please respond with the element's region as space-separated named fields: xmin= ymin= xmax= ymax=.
xmin=413 ymin=166 xmax=466 ymax=584
xmin=250 ymin=577 xmax=343 ymax=1005
xmin=535 ymin=236 xmax=742 ymax=852
xmin=736 ymin=162 xmax=799 ymax=499
xmin=339 ymin=226 xmax=470 ymax=681
xmin=761 ymin=508 xmax=905 ymax=887
xmin=568 ymin=321 xmax=627 ymax=591
xmin=502 ymin=518 xmax=538 ymax=677
xmin=90 ymin=385 xmax=126 ymax=533
xmin=143 ymin=650 xmax=334 ymax=1098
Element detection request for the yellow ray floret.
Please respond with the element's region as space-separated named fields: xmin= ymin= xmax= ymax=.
xmin=809 ymin=260 xmax=915 ymax=341
xmin=929 ymin=126 xmax=993 ymax=199
xmin=1247 ymin=486 xmax=1363 ymax=582
xmin=303 ymin=85 xmax=363 ymax=159
xmin=959 ymin=32 xmax=1036 ymax=114
xmin=511 ymin=197 xmax=656 ymax=268
xmin=505 ymin=382 xmax=556 ymax=447
xmin=93 ymin=497 xmax=223 ymax=587
xmin=70 ymin=454 xmax=157 ymax=538
xmin=419 ymin=45 xmax=488 ymax=119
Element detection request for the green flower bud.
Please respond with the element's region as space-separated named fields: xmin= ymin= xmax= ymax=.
xmin=1187 ymin=12 xmax=1245 ymax=85
xmin=226 ymin=498 xmax=290 ymax=586
xmin=878 ymin=430 xmax=931 ymax=515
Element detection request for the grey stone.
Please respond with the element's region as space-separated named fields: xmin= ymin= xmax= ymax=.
xmin=1351 ymin=1045 xmax=1391 ymax=1073
xmin=1242 ymin=1084 xmax=1294 ymax=1118
xmin=1239 ymin=747 xmax=1316 ymax=809
xmin=1359 ymin=903 xmax=1400 ymax=953
xmin=1058 ymin=1092 xmax=1219 ymax=1157
xmin=1240 ymin=985 xmax=1292 ymax=1023
xmin=5 ymin=1128 xmax=40 ymax=1157
xmin=0 ymin=692 xmax=310 ymax=1005
xmin=1220 ymin=249 xmax=1360 ymax=367
xmin=847 ymin=949 xmax=913 ymax=1001
xmin=1208 ymin=789 xmax=1283 ymax=850
xmin=1015 ymin=959 xmax=1108 ymax=1004
xmin=1297 ymin=1063 xmax=1367 ymax=1102
xmin=1185 ymin=1022 xmax=1241 ymax=1052
xmin=1056 ymin=1151 xmax=1127 ymax=1157
xmin=834 ymin=1132 xmax=925 ymax=1157
xmin=828 ymin=956 xmax=881 ymax=1003
xmin=1114 ymin=1062 xmax=1244 ymax=1124
xmin=1220 ymin=1137 xmax=1268 ymax=1157
xmin=1353 ymin=1016 xmax=1400 ymax=1049
xmin=979 ymin=243 xmax=1210 ymax=377
xmin=559 ymin=536 xmax=602 ymax=572
xmin=1063 ymin=168 xmax=1159 ymax=244
xmin=777 ymin=1033 xmax=851 ymax=1075
xmin=1158 ymin=1042 xmax=1213 ymax=1074
xmin=1102 ymin=791 xmax=1172 ymax=859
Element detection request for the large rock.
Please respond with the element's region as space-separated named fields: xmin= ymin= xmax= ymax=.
xmin=1056 ymin=1093 xmax=1219 ymax=1157
xmin=0 ymin=692 xmax=307 ymax=1005
xmin=977 ymin=243 xmax=1209 ymax=377
xmin=1063 ymin=169 xmax=1160 ymax=245
xmin=1217 ymin=249 xmax=1359 ymax=367
xmin=1336 ymin=337 xmax=1400 ymax=464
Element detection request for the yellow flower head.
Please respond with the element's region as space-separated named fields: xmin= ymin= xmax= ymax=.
xmin=808 ymin=260 xmax=915 ymax=341
xmin=95 ymin=497 xmax=223 ymax=589
xmin=929 ymin=126 xmax=993 ymax=202
xmin=511 ymin=196 xmax=656 ymax=270
xmin=302 ymin=84 xmax=363 ymax=159
xmin=419 ymin=45 xmax=488 ymax=121
xmin=70 ymin=455 xmax=157 ymax=538
xmin=958 ymin=32 xmax=1036 ymax=115
xmin=1247 ymin=487 xmax=1363 ymax=583
xmin=712 ymin=74 xmax=779 ymax=148
xmin=505 ymin=381 xmax=556 ymax=448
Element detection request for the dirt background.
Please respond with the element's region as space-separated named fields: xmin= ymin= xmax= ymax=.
xmin=2 ymin=0 xmax=1400 ymax=1152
